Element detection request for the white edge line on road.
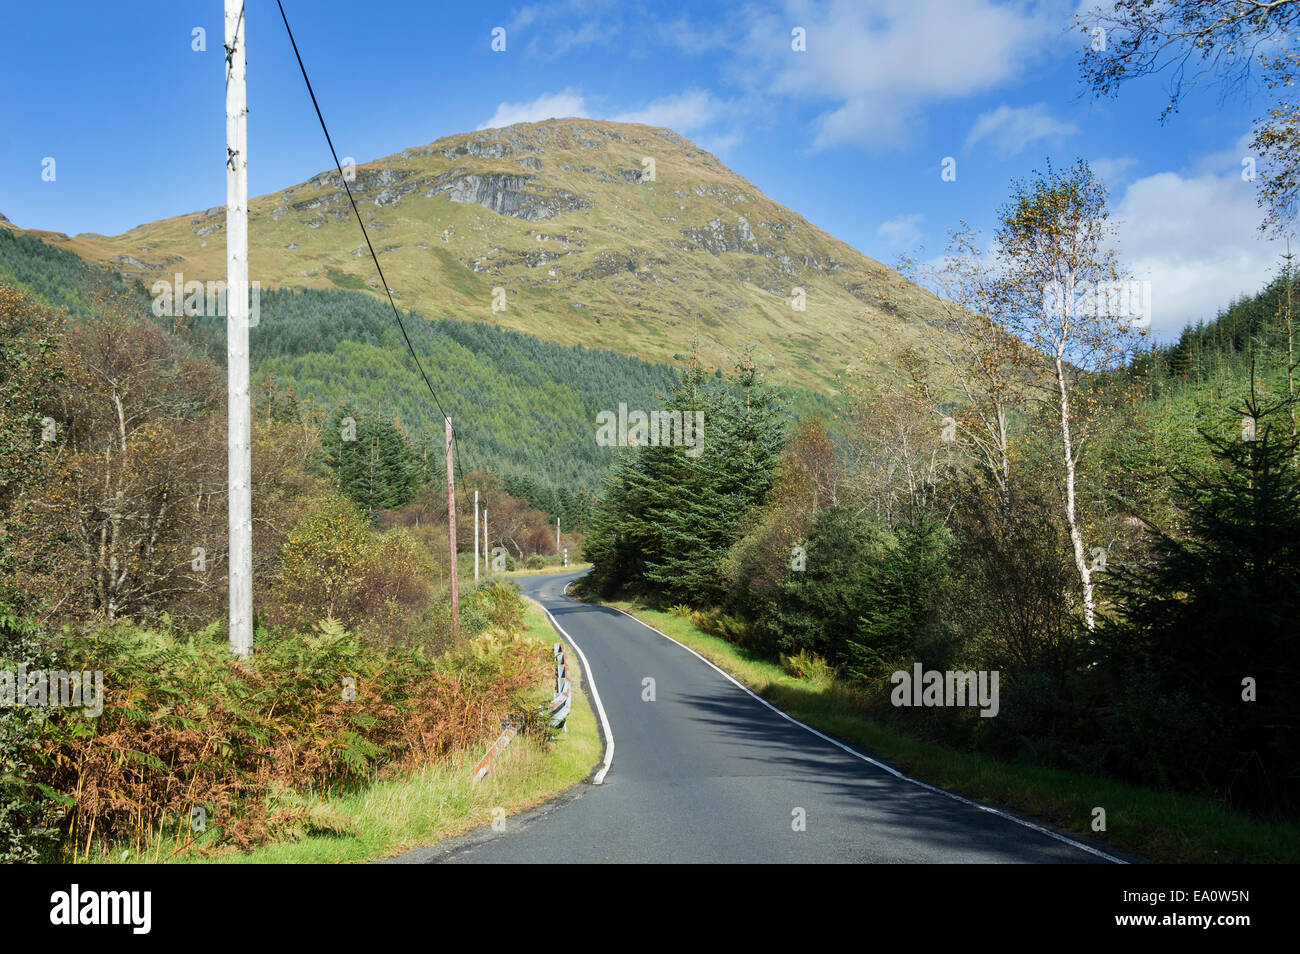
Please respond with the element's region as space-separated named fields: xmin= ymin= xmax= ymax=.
xmin=607 ymin=604 xmax=1128 ymax=865
xmin=538 ymin=581 xmax=613 ymax=785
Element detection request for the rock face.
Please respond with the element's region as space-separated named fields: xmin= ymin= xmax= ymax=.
xmin=110 ymin=255 xmax=165 ymax=271
xmin=426 ymin=173 xmax=588 ymax=221
xmin=29 ymin=117 xmax=948 ymax=392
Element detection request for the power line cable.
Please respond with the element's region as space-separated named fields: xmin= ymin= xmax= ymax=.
xmin=275 ymin=0 xmax=480 ymax=485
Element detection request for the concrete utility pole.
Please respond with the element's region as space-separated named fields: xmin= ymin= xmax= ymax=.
xmin=225 ymin=0 xmax=252 ymax=658
xmin=446 ymin=417 xmax=460 ymax=644
xmin=473 ymin=489 xmax=480 ymax=582
xmin=483 ymin=508 xmax=489 ymax=574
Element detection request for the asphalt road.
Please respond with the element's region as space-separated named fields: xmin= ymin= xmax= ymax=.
xmin=395 ymin=570 xmax=1121 ymax=864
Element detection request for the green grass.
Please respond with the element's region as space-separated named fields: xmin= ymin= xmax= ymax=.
xmin=87 ymin=601 xmax=600 ymax=864
xmin=603 ymin=600 xmax=1300 ymax=865
xmin=325 ymin=267 xmax=370 ymax=291
xmin=503 ymin=562 xmax=593 ymax=577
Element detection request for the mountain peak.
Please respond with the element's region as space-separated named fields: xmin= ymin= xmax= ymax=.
xmin=20 ymin=122 xmax=945 ymax=391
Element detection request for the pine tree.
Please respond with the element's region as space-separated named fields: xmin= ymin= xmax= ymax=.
xmin=323 ymin=405 xmax=418 ymax=520
xmin=643 ymin=348 xmax=785 ymax=604
xmin=766 ymin=505 xmax=881 ymax=663
xmin=1099 ymin=379 xmax=1300 ymax=810
xmin=849 ymin=511 xmax=952 ymax=678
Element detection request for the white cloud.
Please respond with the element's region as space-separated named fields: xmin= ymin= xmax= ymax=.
xmin=547 ymin=20 xmax=614 ymax=56
xmin=1190 ymin=131 xmax=1257 ymax=177
xmin=655 ymin=15 xmax=731 ymax=55
xmin=876 ymin=213 xmax=925 ymax=250
xmin=478 ymin=88 xmax=736 ymax=138
xmin=731 ymin=0 xmax=1065 ymax=150
xmin=508 ymin=0 xmax=624 ymax=56
xmin=701 ymin=130 xmax=744 ymax=153
xmin=965 ymin=104 xmax=1078 ymax=159
xmin=1090 ymin=156 xmax=1138 ymax=187
xmin=613 ymin=90 xmax=727 ymax=131
xmin=478 ymin=90 xmax=588 ymax=130
xmin=1112 ymin=163 xmax=1283 ymax=339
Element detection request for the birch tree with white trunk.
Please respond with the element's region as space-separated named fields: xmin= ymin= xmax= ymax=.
xmin=992 ymin=160 xmax=1145 ymax=632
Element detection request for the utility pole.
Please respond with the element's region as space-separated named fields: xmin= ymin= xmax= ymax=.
xmin=225 ymin=0 xmax=252 ymax=658
xmin=446 ymin=417 xmax=460 ymax=644
xmin=473 ymin=488 xmax=480 ymax=581
xmin=483 ymin=508 xmax=488 ymax=575
xmin=1283 ymin=238 xmax=1295 ymax=451
xmin=556 ymin=516 xmax=560 ymax=555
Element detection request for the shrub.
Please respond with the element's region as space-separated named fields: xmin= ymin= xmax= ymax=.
xmin=467 ymin=580 xmax=527 ymax=633
xmin=781 ymin=649 xmax=836 ymax=684
xmin=275 ymin=492 xmax=373 ymax=626
xmin=0 ymin=605 xmax=68 ymax=862
xmin=29 ymin=612 xmax=550 ymax=858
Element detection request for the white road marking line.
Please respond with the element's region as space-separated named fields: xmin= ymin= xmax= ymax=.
xmin=538 ymin=579 xmax=614 ymax=785
xmin=607 ymin=604 xmax=1128 ymax=865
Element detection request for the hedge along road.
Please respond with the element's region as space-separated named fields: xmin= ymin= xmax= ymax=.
xmin=395 ymin=570 xmax=1123 ymax=864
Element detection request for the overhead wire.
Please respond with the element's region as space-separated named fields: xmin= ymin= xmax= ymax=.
xmin=275 ymin=0 xmax=481 ymax=485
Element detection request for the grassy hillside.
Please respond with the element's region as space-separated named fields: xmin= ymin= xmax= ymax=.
xmin=1 ymin=223 xmax=837 ymax=508
xmin=6 ymin=118 xmax=953 ymax=393
xmin=0 ymin=226 xmax=134 ymax=318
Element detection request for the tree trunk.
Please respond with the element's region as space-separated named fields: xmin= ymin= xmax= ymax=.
xmin=1056 ymin=355 xmax=1095 ymax=631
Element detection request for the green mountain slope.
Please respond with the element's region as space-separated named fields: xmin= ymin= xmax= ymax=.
xmin=1 ymin=225 xmax=835 ymax=514
xmin=5 ymin=119 xmax=951 ymax=393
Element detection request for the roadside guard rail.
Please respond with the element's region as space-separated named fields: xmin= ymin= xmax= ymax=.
xmin=471 ymin=641 xmax=571 ymax=783
xmin=549 ymin=641 xmax=571 ymax=731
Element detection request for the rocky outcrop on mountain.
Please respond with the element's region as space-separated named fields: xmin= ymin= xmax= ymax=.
xmin=110 ymin=254 xmax=180 ymax=271
xmin=680 ymin=215 xmax=762 ymax=255
xmin=426 ymin=172 xmax=589 ymax=222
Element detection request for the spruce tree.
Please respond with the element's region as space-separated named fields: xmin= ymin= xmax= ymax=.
xmin=1099 ymin=382 xmax=1300 ymax=810
xmin=767 ymin=505 xmax=881 ymax=663
xmin=323 ymin=405 xmax=418 ymax=520
xmin=643 ymin=349 xmax=784 ymax=605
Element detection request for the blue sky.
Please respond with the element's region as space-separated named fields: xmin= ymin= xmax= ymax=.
xmin=1 ymin=0 xmax=1290 ymax=339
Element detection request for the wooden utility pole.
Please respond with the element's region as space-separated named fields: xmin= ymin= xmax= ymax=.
xmin=446 ymin=417 xmax=460 ymax=644
xmin=225 ymin=0 xmax=253 ymax=658
xmin=473 ymin=488 xmax=480 ymax=581
xmin=556 ymin=516 xmax=560 ymax=555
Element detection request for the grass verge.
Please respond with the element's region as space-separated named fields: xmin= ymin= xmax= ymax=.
xmin=92 ymin=600 xmax=600 ymax=864
xmin=603 ymin=599 xmax=1300 ymax=865
xmin=503 ymin=562 xmax=593 ymax=577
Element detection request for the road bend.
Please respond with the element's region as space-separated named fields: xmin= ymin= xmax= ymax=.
xmin=392 ymin=570 xmax=1120 ymax=864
